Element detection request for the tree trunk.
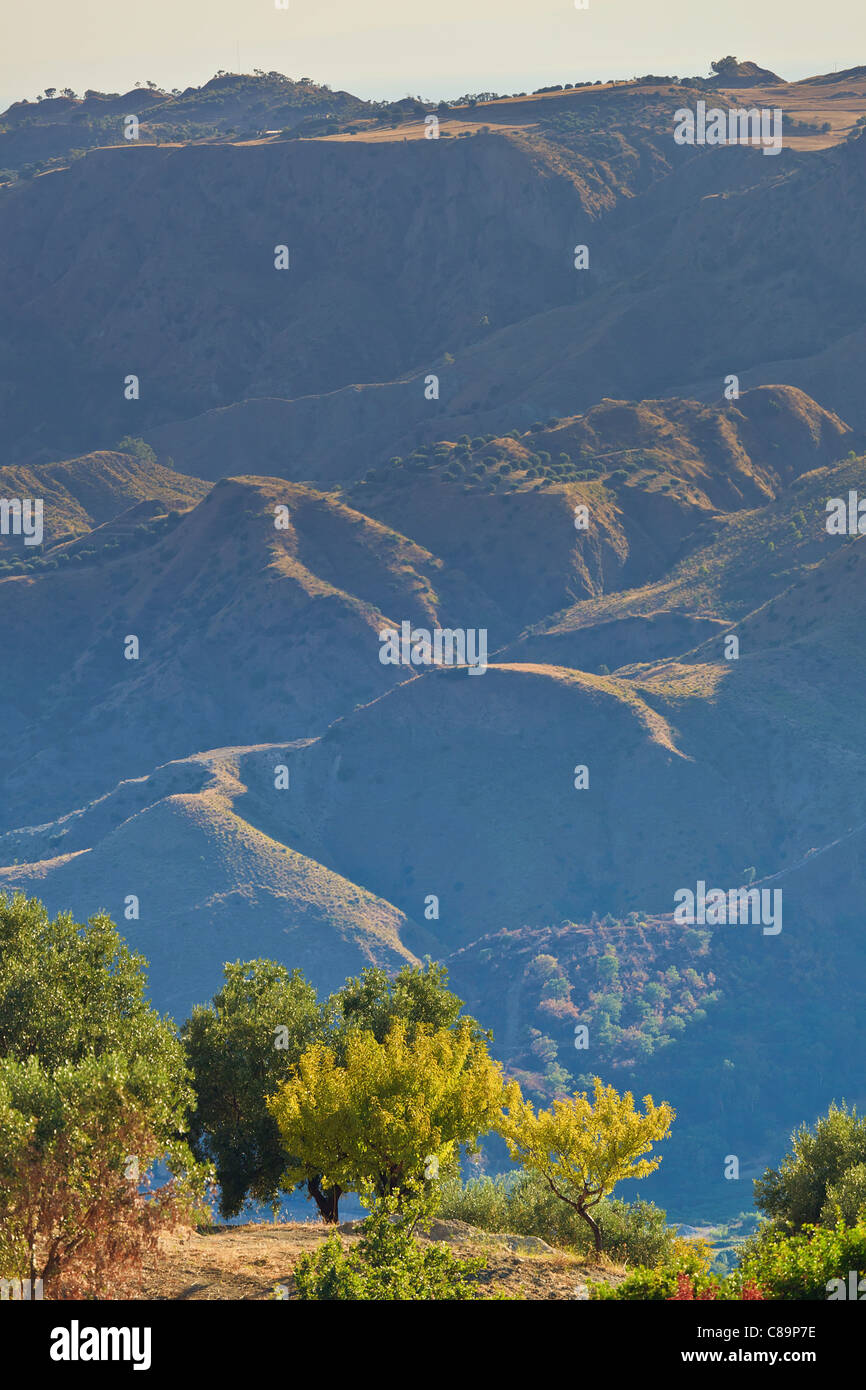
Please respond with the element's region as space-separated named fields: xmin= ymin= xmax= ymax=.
xmin=542 ymin=1174 xmax=604 ymax=1256
xmin=307 ymin=1175 xmax=342 ymax=1224
xmin=579 ymin=1205 xmax=602 ymax=1255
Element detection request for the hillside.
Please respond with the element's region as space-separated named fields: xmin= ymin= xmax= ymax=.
xmin=0 ymin=747 xmax=435 ymax=1016
xmin=0 ymin=73 xmax=372 ymax=175
xmin=3 ymin=60 xmax=866 ymax=1228
xmin=139 ymin=1219 xmax=619 ymax=1300
xmin=0 ymin=448 xmax=208 ymax=558
xmin=6 ymin=443 xmax=866 ymax=996
xmin=4 ymin=68 xmax=866 ymax=473
xmin=0 ymin=471 xmax=502 ymax=826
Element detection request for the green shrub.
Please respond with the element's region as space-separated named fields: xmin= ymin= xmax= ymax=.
xmin=292 ymin=1195 xmax=494 ymax=1300
xmin=437 ymin=1169 xmax=682 ymax=1266
xmin=115 ymin=436 xmax=157 ymax=467
xmin=734 ymin=1219 xmax=866 ymax=1301
xmin=822 ymin=1163 xmax=866 ymax=1227
xmin=592 ymin=1257 xmax=717 ymax=1301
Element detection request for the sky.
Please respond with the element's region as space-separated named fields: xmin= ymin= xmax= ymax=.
xmin=2 ymin=0 xmax=863 ymax=111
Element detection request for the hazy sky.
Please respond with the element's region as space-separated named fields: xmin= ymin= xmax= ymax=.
xmin=2 ymin=0 xmax=862 ymax=111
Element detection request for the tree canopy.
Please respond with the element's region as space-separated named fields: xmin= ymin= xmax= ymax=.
xmin=183 ymin=957 xmax=483 ymax=1219
xmin=500 ymin=1077 xmax=674 ymax=1252
xmin=754 ymin=1102 xmax=866 ymax=1232
xmin=0 ymin=893 xmax=206 ymax=1296
xmin=0 ymin=893 xmax=192 ymax=1145
xmin=182 ymin=959 xmax=325 ymax=1216
xmin=268 ymin=1020 xmax=505 ymax=1211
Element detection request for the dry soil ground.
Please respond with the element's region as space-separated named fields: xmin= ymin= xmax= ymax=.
xmin=140 ymin=1221 xmax=625 ymax=1301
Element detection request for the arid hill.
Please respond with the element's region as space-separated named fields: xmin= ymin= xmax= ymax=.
xmin=0 ymin=449 xmax=208 ymax=556
xmin=4 ymin=67 xmax=866 ymax=472
xmin=3 ymin=65 xmax=866 ymax=1224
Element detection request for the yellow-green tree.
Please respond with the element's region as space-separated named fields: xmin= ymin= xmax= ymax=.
xmin=500 ymin=1076 xmax=674 ymax=1254
xmin=267 ymin=1020 xmax=504 ymax=1219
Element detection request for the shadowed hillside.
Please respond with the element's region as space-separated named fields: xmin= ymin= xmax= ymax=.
xmin=5 ymin=68 xmax=866 ymax=472
xmin=3 ymin=61 xmax=866 ymax=1229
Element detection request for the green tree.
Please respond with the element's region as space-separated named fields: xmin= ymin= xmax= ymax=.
xmin=184 ymin=959 xmax=482 ymax=1222
xmin=0 ymin=1053 xmax=205 ymax=1298
xmin=0 ymin=894 xmax=192 ymax=1148
xmin=500 ymin=1077 xmax=675 ymax=1254
xmin=331 ymin=959 xmax=485 ymax=1048
xmin=268 ymin=1021 xmax=505 ymax=1217
xmin=597 ymin=949 xmax=620 ymax=984
xmin=0 ymin=894 xmax=207 ymax=1296
xmin=182 ymin=959 xmax=325 ymax=1217
xmin=115 ymin=435 xmax=157 ymax=467
xmin=526 ymin=953 xmax=560 ymax=983
xmin=754 ymin=1103 xmax=866 ymax=1233
xmin=822 ymin=1163 xmax=866 ymax=1227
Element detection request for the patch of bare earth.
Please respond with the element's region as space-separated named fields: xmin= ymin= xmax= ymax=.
xmin=140 ymin=1222 xmax=625 ymax=1301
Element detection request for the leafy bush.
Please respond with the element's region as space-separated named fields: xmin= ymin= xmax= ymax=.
xmin=591 ymin=1245 xmax=719 ymax=1300
xmin=734 ymin=1219 xmax=866 ymax=1301
xmin=291 ymin=1195 xmax=494 ymax=1300
xmin=823 ymin=1162 xmax=866 ymax=1227
xmin=754 ymin=1102 xmax=866 ymax=1233
xmin=438 ymin=1168 xmax=683 ymax=1266
xmin=0 ymin=1054 xmax=206 ymax=1298
xmin=115 ymin=436 xmax=157 ymax=467
xmin=0 ymin=894 xmax=208 ymax=1297
xmin=667 ymin=1273 xmax=763 ymax=1301
xmin=608 ymin=1216 xmax=866 ymax=1301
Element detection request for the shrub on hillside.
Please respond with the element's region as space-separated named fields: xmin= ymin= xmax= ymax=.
xmin=823 ymin=1163 xmax=866 ymax=1227
xmin=0 ymin=893 xmax=209 ymax=1297
xmin=733 ymin=1219 xmax=866 ymax=1301
xmin=601 ymin=1217 xmax=866 ymax=1301
xmin=0 ymin=1054 xmax=206 ymax=1298
xmin=115 ymin=436 xmax=157 ymax=467
xmin=291 ymin=1195 xmax=494 ymax=1301
xmin=591 ymin=1245 xmax=719 ymax=1301
xmin=667 ymin=1273 xmax=763 ymax=1300
xmin=438 ymin=1169 xmax=685 ymax=1266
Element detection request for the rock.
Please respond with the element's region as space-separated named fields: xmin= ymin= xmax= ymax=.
xmin=424 ymin=1219 xmax=480 ymax=1244
xmin=426 ymin=1222 xmax=555 ymax=1254
xmin=338 ymin=1215 xmax=481 ymax=1243
xmin=500 ymin=1233 xmax=556 ymax=1255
